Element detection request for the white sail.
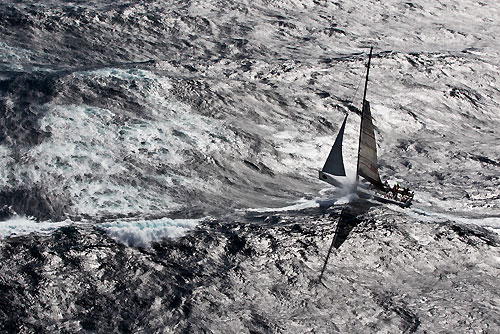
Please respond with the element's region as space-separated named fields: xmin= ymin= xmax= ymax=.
xmin=322 ymin=115 xmax=347 ymax=176
xmin=357 ymin=100 xmax=383 ymax=188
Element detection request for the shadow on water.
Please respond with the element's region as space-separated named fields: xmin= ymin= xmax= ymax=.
xmin=235 ymin=197 xmax=378 ymax=284
xmin=331 ymin=204 xmax=372 ymax=248
xmin=318 ymin=200 xmax=377 ymax=283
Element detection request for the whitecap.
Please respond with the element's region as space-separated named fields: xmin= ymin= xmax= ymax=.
xmin=0 ymin=216 xmax=71 ymax=239
xmin=99 ymin=217 xmax=201 ymax=248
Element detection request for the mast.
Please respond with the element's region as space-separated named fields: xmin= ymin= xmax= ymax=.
xmin=356 ymin=47 xmax=373 ymax=181
xmin=362 ymin=47 xmax=373 ymax=105
xmin=356 ymin=46 xmax=384 ymax=189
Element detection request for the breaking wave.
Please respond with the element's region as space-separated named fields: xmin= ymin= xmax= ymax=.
xmin=99 ymin=217 xmax=201 ymax=248
xmin=0 ymin=215 xmax=71 ymax=239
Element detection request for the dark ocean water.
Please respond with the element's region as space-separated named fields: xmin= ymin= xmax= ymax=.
xmin=1 ymin=1 xmax=500 ymax=332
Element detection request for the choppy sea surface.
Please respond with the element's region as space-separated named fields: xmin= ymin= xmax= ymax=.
xmin=1 ymin=1 xmax=499 ymax=332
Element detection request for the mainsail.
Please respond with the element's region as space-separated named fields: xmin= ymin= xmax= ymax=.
xmin=321 ymin=115 xmax=347 ymax=176
xmin=355 ymin=46 xmax=384 ymax=189
xmin=356 ymin=100 xmax=383 ymax=189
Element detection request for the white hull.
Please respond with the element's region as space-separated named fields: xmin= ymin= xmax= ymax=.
xmin=357 ymin=186 xmax=412 ymax=207
xmin=319 ymin=171 xmax=413 ymax=207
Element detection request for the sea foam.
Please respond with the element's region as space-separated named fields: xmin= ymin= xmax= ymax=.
xmin=0 ymin=216 xmax=71 ymax=239
xmin=99 ymin=217 xmax=201 ymax=248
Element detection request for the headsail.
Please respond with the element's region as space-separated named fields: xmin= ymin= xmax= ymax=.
xmin=357 ymin=100 xmax=383 ymax=189
xmin=322 ymin=115 xmax=347 ymax=176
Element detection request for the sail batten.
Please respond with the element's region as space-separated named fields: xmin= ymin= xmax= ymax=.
xmin=322 ymin=115 xmax=348 ymax=176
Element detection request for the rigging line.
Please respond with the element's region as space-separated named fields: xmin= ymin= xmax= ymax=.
xmin=347 ymin=71 xmax=363 ymax=105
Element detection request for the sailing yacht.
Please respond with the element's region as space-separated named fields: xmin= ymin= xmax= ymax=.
xmin=319 ymin=47 xmax=413 ymax=207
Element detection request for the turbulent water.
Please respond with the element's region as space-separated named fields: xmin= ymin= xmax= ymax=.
xmin=1 ymin=0 xmax=499 ymax=332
